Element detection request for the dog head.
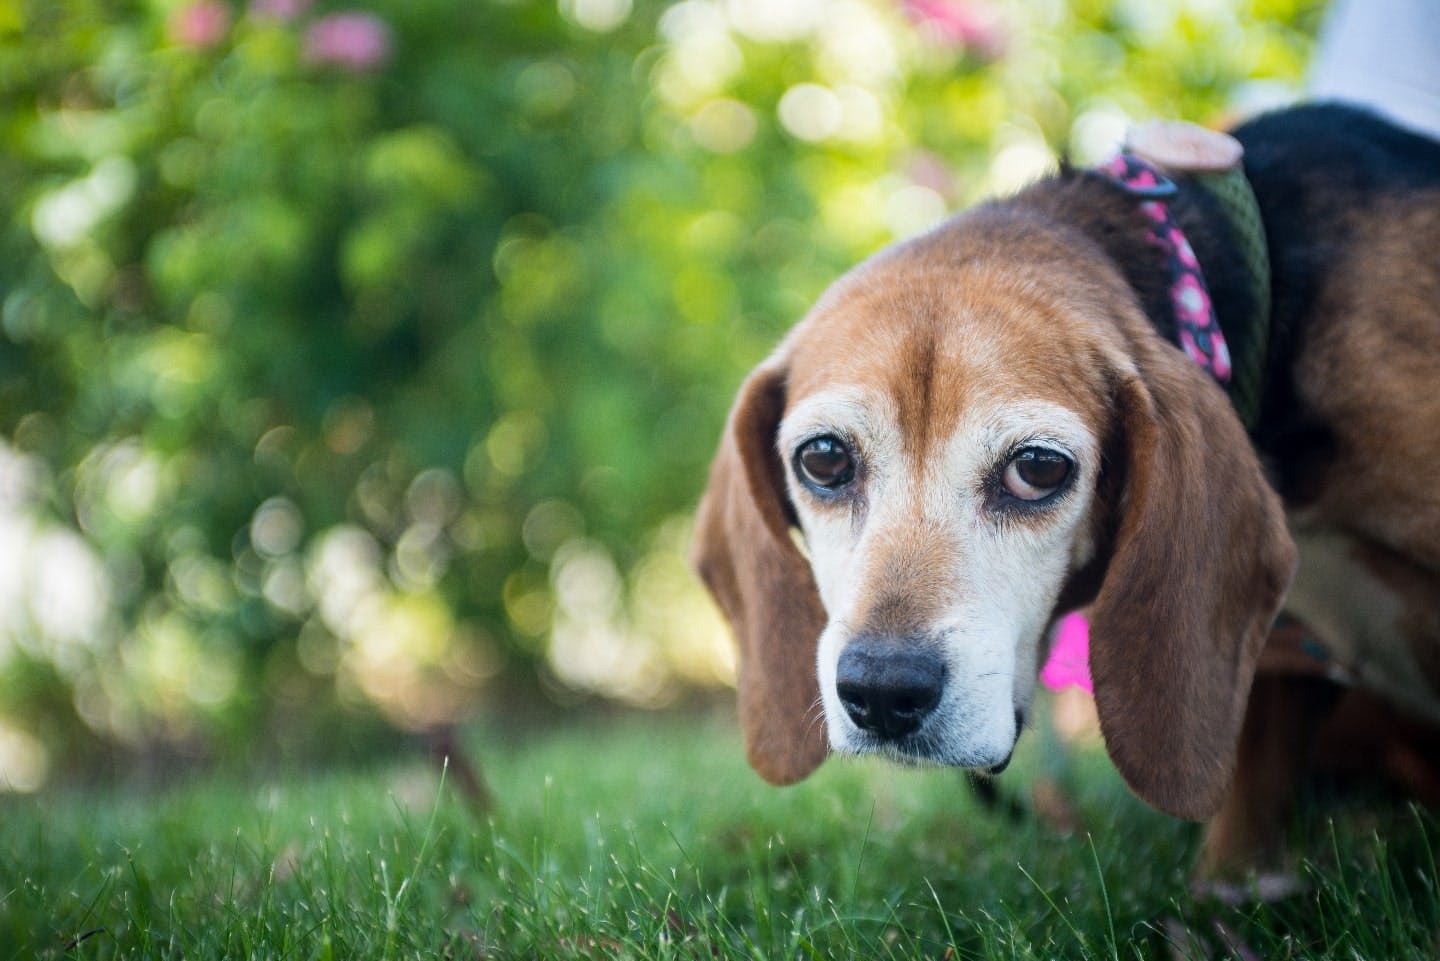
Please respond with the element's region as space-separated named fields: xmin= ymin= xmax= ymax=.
xmin=692 ymin=202 xmax=1296 ymax=820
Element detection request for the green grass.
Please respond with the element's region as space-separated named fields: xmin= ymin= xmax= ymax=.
xmin=3 ymin=707 xmax=1439 ymax=959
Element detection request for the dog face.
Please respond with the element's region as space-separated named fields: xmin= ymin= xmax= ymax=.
xmin=692 ymin=204 xmax=1295 ymax=820
xmin=775 ymin=261 xmax=1112 ymax=771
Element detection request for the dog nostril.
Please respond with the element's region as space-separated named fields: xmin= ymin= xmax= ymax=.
xmin=835 ymin=643 xmax=944 ymax=739
xmin=837 ymin=684 xmax=869 ymax=714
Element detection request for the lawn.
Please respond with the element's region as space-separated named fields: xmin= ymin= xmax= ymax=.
xmin=3 ymin=705 xmax=1438 ymax=960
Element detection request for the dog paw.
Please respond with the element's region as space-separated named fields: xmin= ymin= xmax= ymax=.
xmin=1189 ymin=869 xmax=1303 ymax=906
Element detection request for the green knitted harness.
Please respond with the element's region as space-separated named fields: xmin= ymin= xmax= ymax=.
xmin=1192 ymin=165 xmax=1271 ymax=431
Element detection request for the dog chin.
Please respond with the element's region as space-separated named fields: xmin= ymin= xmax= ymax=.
xmin=830 ymin=725 xmax=1020 ymax=773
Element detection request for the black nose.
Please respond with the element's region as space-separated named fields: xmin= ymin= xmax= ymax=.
xmin=835 ymin=641 xmax=945 ymax=739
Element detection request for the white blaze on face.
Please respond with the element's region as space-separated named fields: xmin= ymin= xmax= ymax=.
xmin=778 ymin=388 xmax=1100 ymax=768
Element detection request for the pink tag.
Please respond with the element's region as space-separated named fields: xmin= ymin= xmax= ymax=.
xmin=1040 ymin=612 xmax=1092 ymax=694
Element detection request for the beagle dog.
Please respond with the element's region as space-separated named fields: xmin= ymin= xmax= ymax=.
xmin=692 ymin=103 xmax=1440 ymax=876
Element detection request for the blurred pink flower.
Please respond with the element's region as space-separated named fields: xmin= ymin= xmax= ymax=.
xmin=1040 ymin=612 xmax=1092 ymax=694
xmin=901 ymin=0 xmax=1007 ymax=59
xmin=249 ymin=0 xmax=312 ymax=23
xmin=169 ymin=0 xmax=232 ymax=49
xmin=304 ymin=12 xmax=393 ymax=72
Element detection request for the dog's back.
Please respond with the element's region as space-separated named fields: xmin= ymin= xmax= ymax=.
xmin=1237 ymin=104 xmax=1440 ymax=511
xmin=1233 ymin=107 xmax=1440 ymax=728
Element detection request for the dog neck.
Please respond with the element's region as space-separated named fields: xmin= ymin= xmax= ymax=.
xmin=1013 ymin=166 xmax=1274 ymax=433
xmin=1094 ymin=156 xmax=1273 ymax=431
xmin=1164 ymin=166 xmax=1274 ymax=431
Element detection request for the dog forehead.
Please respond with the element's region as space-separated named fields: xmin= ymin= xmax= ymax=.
xmin=782 ymin=260 xmax=1114 ymax=448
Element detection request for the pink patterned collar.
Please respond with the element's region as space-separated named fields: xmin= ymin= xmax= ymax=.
xmin=1095 ymin=153 xmax=1234 ymax=386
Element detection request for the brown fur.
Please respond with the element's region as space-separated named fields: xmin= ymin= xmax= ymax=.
xmin=692 ymin=363 xmax=829 ymax=784
xmin=1293 ymin=197 xmax=1440 ymax=566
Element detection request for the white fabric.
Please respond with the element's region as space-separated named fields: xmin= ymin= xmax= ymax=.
xmin=1308 ymin=0 xmax=1440 ymax=140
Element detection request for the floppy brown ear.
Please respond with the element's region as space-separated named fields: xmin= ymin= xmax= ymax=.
xmin=691 ymin=361 xmax=829 ymax=784
xmin=1089 ymin=348 xmax=1297 ymax=821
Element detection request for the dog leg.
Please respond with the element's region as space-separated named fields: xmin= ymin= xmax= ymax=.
xmin=1196 ymin=671 xmax=1343 ymax=888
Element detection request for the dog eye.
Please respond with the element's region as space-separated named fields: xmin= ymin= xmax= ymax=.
xmin=795 ymin=436 xmax=855 ymax=491
xmin=1002 ymin=448 xmax=1073 ymax=501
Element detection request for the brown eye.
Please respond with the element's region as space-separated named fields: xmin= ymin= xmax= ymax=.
xmin=796 ymin=436 xmax=855 ymax=491
xmin=1002 ymin=448 xmax=1073 ymax=502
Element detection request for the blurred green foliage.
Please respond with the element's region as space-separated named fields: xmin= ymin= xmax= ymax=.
xmin=0 ymin=0 xmax=1320 ymax=784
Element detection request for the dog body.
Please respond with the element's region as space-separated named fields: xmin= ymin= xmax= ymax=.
xmin=694 ymin=103 xmax=1440 ymax=872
